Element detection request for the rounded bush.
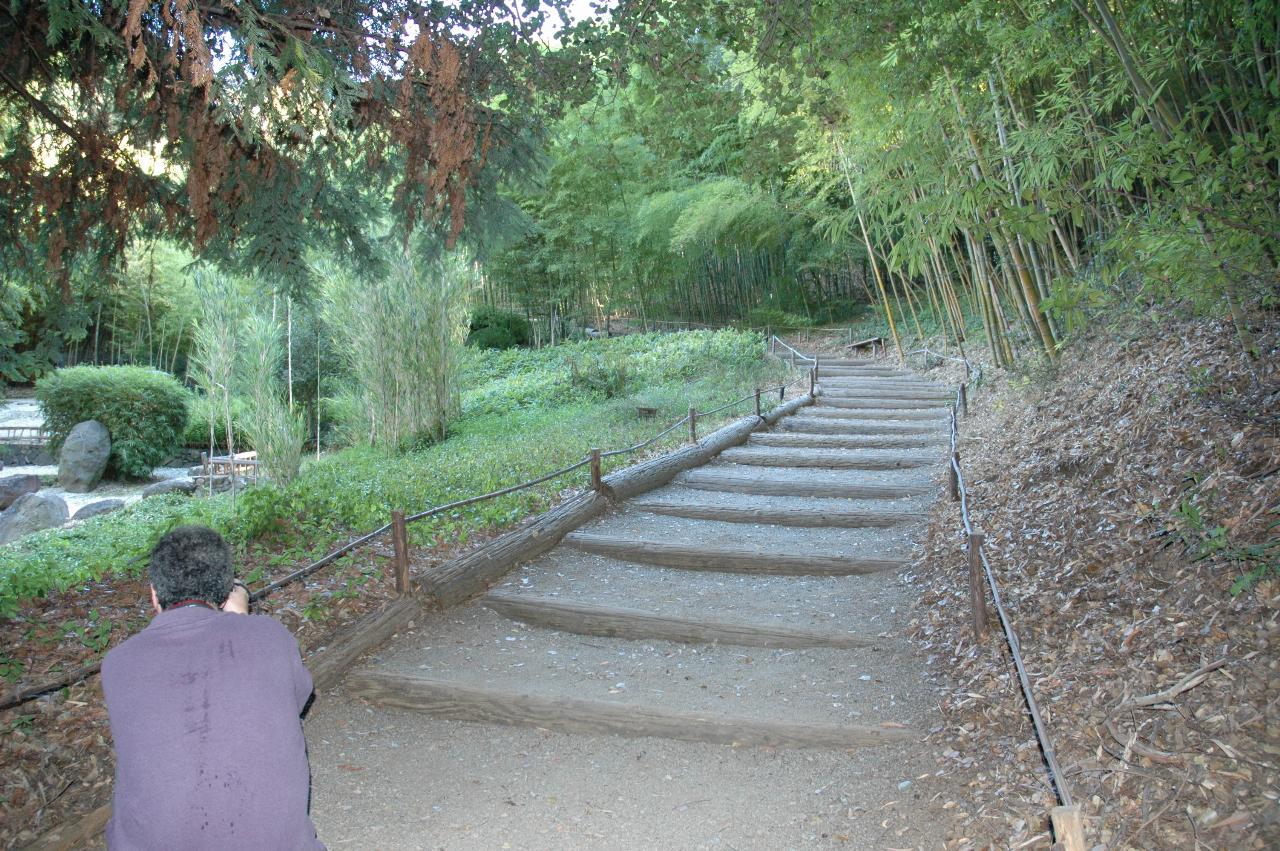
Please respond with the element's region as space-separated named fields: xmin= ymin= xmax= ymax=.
xmin=467 ymin=307 xmax=530 ymax=349
xmin=467 ymin=325 xmax=520 ymax=349
xmin=36 ymin=366 xmax=191 ymax=479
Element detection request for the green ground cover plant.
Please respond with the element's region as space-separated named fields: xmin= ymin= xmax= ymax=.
xmin=0 ymin=331 xmax=787 ymax=617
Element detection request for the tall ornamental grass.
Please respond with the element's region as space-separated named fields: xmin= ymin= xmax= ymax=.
xmin=238 ymin=313 xmax=307 ymax=485
xmin=321 ymin=251 xmax=472 ymax=449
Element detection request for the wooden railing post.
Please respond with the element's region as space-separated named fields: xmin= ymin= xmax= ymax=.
xmin=754 ymin=388 xmax=761 ymax=418
xmin=959 ymin=382 xmax=968 ymax=416
xmin=949 ymin=451 xmax=960 ymax=501
xmin=968 ymin=531 xmax=988 ymax=641
xmin=1050 ymin=805 xmax=1086 ymax=851
xmin=390 ymin=510 xmax=410 ymax=595
xmin=688 ymin=406 xmax=697 ymax=443
xmin=589 ymin=448 xmax=602 ymax=492
xmin=809 ymin=367 xmax=816 ymax=396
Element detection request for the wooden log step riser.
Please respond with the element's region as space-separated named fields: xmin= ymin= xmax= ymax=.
xmin=807 ymin=408 xmax=947 ymax=421
xmin=677 ymin=471 xmax=935 ymax=499
xmin=819 ymin=383 xmax=946 ymax=394
xmin=817 ymin=359 xmax=896 ymax=366
xmin=633 ymin=499 xmax=926 ymax=528
xmin=818 ymin=368 xmax=912 ymax=376
xmin=564 ymin=533 xmax=901 ymax=575
xmin=347 ymin=673 xmax=918 ymax=749
xmin=749 ymin=433 xmax=946 ymax=450
xmin=817 ymin=398 xmax=950 ymax=410
xmin=719 ymin=449 xmax=937 ymax=470
xmin=484 ymin=593 xmax=877 ymax=649
xmin=781 ymin=419 xmax=943 ymax=435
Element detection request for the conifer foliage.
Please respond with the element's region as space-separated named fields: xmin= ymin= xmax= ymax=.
xmin=0 ymin=1 xmax=590 ymax=297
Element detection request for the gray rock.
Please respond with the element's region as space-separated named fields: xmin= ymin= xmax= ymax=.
xmin=0 ymin=493 xmax=69 ymax=545
xmin=58 ymin=420 xmax=112 ymax=493
xmin=73 ymin=498 xmax=127 ymax=521
xmin=0 ymin=474 xmax=41 ymax=510
xmin=141 ymin=477 xmax=197 ymax=498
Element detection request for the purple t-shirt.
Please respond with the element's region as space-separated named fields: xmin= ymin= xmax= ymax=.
xmin=102 ymin=606 xmax=324 ymax=850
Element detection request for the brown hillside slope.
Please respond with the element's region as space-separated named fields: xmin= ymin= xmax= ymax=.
xmin=908 ymin=317 xmax=1278 ymax=848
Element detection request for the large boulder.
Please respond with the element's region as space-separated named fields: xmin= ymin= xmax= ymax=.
xmin=0 ymin=474 xmax=41 ymax=510
xmin=0 ymin=493 xmax=69 ymax=545
xmin=141 ymin=477 xmax=197 ymax=498
xmin=58 ymin=420 xmax=111 ymax=493
xmin=73 ymin=498 xmax=127 ymax=521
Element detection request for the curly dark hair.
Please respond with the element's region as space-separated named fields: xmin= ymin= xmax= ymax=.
xmin=149 ymin=526 xmax=233 ymax=609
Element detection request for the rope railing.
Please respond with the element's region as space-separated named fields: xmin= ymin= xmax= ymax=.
xmin=0 ymin=364 xmax=819 ymax=712
xmin=769 ymin=334 xmax=818 ymax=365
xmin=948 ymin=381 xmax=1085 ymax=847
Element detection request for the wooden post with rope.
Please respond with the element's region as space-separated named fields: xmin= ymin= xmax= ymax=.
xmin=589 ymin=448 xmax=602 ymax=492
xmin=390 ymin=510 xmax=410 ymax=595
xmin=968 ymin=531 xmax=988 ymax=641
xmin=688 ymin=406 xmax=697 ymax=443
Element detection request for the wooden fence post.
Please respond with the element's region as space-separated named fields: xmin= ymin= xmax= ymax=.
xmin=949 ymin=451 xmax=960 ymax=501
xmin=754 ymin=388 xmax=761 ymax=418
xmin=589 ymin=448 xmax=602 ymax=492
xmin=809 ymin=367 xmax=816 ymax=396
xmin=390 ymin=510 xmax=410 ymax=595
xmin=1050 ymin=805 xmax=1086 ymax=851
xmin=688 ymin=406 xmax=697 ymax=443
xmin=779 ymin=383 xmax=786 ymax=401
xmin=959 ymin=383 xmax=968 ymax=416
xmin=968 ymin=531 xmax=988 ymax=641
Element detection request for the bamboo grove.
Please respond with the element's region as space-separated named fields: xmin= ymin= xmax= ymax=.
xmin=483 ymin=0 xmax=1277 ymax=361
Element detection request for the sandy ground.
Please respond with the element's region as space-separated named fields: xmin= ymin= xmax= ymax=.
xmin=305 ymin=620 xmax=964 ymax=850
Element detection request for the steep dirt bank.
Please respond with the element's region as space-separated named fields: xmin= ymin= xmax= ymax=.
xmin=909 ymin=316 xmax=1278 ymax=848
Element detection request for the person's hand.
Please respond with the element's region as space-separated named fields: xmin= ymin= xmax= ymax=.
xmin=222 ymin=581 xmax=250 ymax=615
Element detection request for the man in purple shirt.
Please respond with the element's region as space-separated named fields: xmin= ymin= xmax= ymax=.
xmin=102 ymin=525 xmax=324 ymax=850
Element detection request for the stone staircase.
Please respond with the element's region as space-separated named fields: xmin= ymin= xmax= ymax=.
xmin=347 ymin=359 xmax=952 ymax=752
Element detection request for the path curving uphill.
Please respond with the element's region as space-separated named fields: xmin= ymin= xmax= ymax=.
xmin=307 ymin=359 xmax=974 ymax=848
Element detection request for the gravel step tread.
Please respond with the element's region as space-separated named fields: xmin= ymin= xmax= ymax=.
xmin=779 ymin=417 xmax=947 ymax=435
xmin=818 ymin=397 xmax=952 ymax=409
xmin=806 ymin=407 xmax=949 ymax=421
xmin=718 ymin=446 xmax=942 ymax=469
xmin=354 ymin=604 xmax=926 ymax=732
xmin=748 ymin=431 xmax=946 ymax=449
xmin=488 ymin=549 xmax=911 ymax=630
xmin=678 ymin=464 xmax=939 ymax=499
xmin=631 ymin=486 xmax=931 ymax=527
xmin=574 ymin=506 xmax=922 ymax=556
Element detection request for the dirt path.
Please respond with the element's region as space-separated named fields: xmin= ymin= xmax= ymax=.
xmin=306 ymin=362 xmax=984 ymax=849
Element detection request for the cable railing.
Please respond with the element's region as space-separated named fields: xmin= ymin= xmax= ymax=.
xmin=947 ymin=381 xmax=1085 ymax=848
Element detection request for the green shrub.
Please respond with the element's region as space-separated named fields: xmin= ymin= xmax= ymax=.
xmin=36 ymin=366 xmax=190 ymax=479
xmin=746 ymin=307 xmax=813 ymax=329
xmin=467 ymin=325 xmax=520 ymax=349
xmin=468 ymin=307 xmax=530 ymax=349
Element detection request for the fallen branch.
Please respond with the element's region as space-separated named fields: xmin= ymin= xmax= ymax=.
xmin=1112 ymin=658 xmax=1228 ymax=713
xmin=1104 ymin=719 xmax=1183 ymax=765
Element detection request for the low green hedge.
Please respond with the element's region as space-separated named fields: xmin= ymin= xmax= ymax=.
xmin=36 ymin=366 xmax=190 ymax=479
xmin=467 ymin=307 xmax=531 ymax=349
